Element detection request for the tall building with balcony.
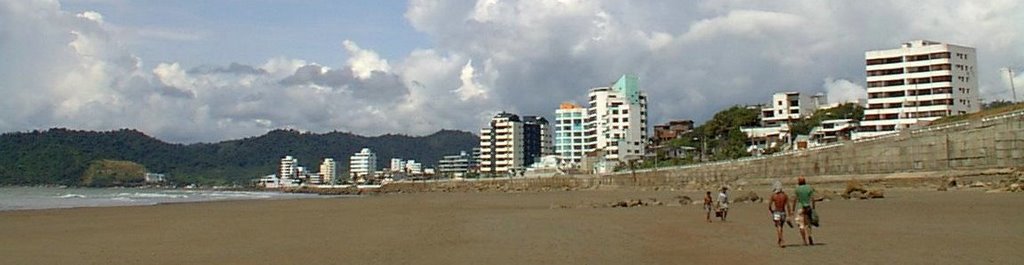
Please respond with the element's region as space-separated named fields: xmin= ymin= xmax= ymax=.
xmin=554 ymin=102 xmax=587 ymax=166
xmin=280 ymin=155 xmax=298 ymax=180
xmin=319 ymin=158 xmax=336 ymax=184
xmin=858 ymin=40 xmax=979 ymax=139
xmin=349 ymin=148 xmax=377 ymax=179
xmin=480 ymin=112 xmax=525 ymax=175
xmin=522 ymin=115 xmax=552 ymax=167
xmin=584 ymin=74 xmax=648 ymax=163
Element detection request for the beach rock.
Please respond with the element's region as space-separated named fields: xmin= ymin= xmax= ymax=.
xmin=945 ymin=177 xmax=959 ymax=188
xmin=845 ymin=180 xmax=867 ymax=195
xmin=676 ymin=196 xmax=693 ymax=205
xmin=937 ymin=186 xmax=948 ymax=191
xmin=736 ymin=191 xmax=761 ymax=203
xmin=867 ymin=189 xmax=885 ymax=199
xmin=844 ymin=190 xmax=865 ymax=200
xmin=817 ymin=190 xmax=839 ymax=201
xmin=969 ymin=181 xmax=987 ymax=188
xmin=1009 ymin=183 xmax=1022 ymax=192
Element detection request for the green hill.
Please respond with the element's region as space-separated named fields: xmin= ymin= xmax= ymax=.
xmin=0 ymin=128 xmax=479 ymax=186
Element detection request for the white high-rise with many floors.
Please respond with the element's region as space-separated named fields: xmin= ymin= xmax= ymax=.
xmin=349 ymin=148 xmax=377 ymax=179
xmin=554 ymin=102 xmax=586 ymax=166
xmin=280 ymin=156 xmax=298 ymax=180
xmin=858 ymin=40 xmax=979 ymax=139
xmin=479 ymin=112 xmax=525 ymax=175
xmin=319 ymin=158 xmax=336 ymax=184
xmin=584 ymin=74 xmax=648 ymax=162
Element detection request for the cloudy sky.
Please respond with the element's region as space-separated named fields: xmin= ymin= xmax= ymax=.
xmin=2 ymin=0 xmax=1022 ymax=143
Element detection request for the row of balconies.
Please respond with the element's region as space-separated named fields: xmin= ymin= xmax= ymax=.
xmin=866 ymin=51 xmax=950 ymax=66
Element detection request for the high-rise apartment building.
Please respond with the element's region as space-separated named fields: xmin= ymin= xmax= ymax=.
xmin=280 ymin=155 xmax=298 ymax=180
xmin=319 ymin=158 xmax=336 ymax=184
xmin=584 ymin=74 xmax=648 ymax=162
xmin=349 ymin=148 xmax=377 ymax=179
xmin=522 ymin=115 xmax=552 ymax=167
xmin=858 ymin=40 xmax=979 ymax=138
xmin=479 ymin=112 xmax=525 ymax=175
xmin=554 ymin=102 xmax=587 ymax=165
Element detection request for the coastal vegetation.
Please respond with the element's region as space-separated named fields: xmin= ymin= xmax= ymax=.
xmin=0 ymin=128 xmax=478 ymax=186
xmin=80 ymin=160 xmax=147 ymax=187
xmin=635 ymin=105 xmax=761 ymax=169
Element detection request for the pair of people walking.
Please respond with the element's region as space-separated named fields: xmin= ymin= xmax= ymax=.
xmin=768 ymin=177 xmax=816 ymax=248
xmin=704 ymin=187 xmax=729 ymax=222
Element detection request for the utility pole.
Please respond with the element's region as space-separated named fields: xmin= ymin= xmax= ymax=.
xmin=1007 ymin=68 xmax=1018 ymax=102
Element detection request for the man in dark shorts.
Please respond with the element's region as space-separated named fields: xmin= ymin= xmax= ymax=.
xmin=768 ymin=181 xmax=790 ymax=248
xmin=703 ymin=191 xmax=713 ymax=223
xmin=791 ymin=176 xmax=816 ymax=246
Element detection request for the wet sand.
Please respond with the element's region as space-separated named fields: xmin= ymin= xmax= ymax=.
xmin=1 ymin=190 xmax=1022 ymax=264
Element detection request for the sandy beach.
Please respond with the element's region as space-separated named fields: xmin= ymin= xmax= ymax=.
xmin=1 ymin=189 xmax=1022 ymax=264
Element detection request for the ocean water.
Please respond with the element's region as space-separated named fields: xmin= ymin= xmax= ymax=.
xmin=0 ymin=186 xmax=325 ymax=211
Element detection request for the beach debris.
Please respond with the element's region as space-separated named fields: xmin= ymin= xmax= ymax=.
xmin=968 ymin=181 xmax=987 ymax=188
xmin=937 ymin=186 xmax=948 ymax=191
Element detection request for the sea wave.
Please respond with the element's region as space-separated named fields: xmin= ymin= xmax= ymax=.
xmin=57 ymin=194 xmax=87 ymax=199
xmin=116 ymin=192 xmax=189 ymax=199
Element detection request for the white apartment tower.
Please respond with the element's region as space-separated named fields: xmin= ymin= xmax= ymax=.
xmin=349 ymin=148 xmax=377 ymax=178
xmin=479 ymin=112 xmax=525 ymax=175
xmin=859 ymin=40 xmax=979 ymax=138
xmin=319 ymin=158 xmax=336 ymax=184
xmin=279 ymin=155 xmax=298 ymax=180
xmin=554 ymin=102 xmax=587 ymax=166
xmin=584 ymin=74 xmax=648 ymax=162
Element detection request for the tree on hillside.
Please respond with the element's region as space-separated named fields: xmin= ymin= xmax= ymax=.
xmin=790 ymin=103 xmax=865 ymax=136
xmin=663 ymin=106 xmax=759 ymax=163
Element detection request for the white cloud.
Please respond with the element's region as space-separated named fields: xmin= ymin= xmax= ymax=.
xmin=2 ymin=0 xmax=1023 ymax=143
xmin=453 ymin=60 xmax=489 ymax=101
xmin=342 ymin=40 xmax=391 ymax=79
xmin=822 ymin=78 xmax=866 ymax=104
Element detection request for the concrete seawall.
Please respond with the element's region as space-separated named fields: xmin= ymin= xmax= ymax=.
xmin=380 ymin=110 xmax=1024 ymax=193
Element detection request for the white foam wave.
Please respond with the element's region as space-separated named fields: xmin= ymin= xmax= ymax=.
xmin=57 ymin=194 xmax=87 ymax=199
xmin=116 ymin=192 xmax=189 ymax=199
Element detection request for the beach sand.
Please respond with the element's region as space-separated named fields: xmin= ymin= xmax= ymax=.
xmin=1 ymin=189 xmax=1022 ymax=264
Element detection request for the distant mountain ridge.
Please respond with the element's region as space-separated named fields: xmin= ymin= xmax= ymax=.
xmin=0 ymin=128 xmax=479 ymax=185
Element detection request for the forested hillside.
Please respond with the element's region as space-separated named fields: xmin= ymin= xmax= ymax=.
xmin=0 ymin=128 xmax=478 ymax=186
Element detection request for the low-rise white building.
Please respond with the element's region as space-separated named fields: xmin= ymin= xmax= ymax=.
xmin=810 ymin=119 xmax=859 ymax=145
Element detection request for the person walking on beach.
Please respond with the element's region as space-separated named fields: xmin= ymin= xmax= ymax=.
xmin=717 ymin=187 xmax=729 ymax=221
xmin=792 ymin=177 xmax=816 ymax=246
xmin=769 ymin=181 xmax=791 ymax=248
xmin=703 ymin=191 xmax=713 ymax=223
